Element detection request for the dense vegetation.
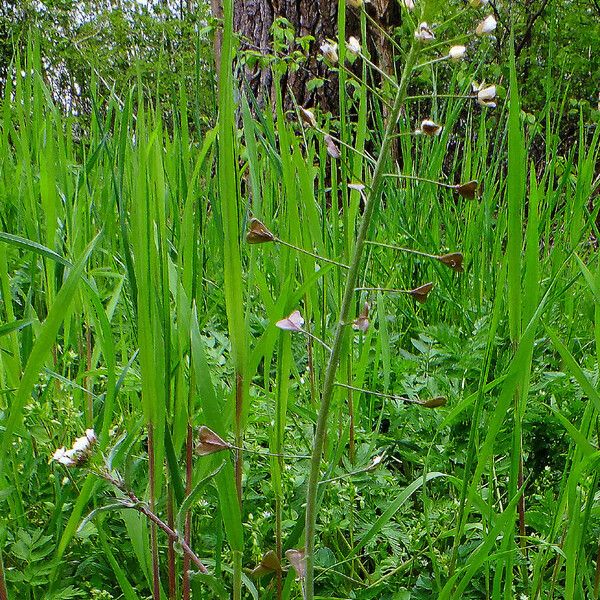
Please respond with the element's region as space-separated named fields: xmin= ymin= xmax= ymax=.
xmin=0 ymin=0 xmax=599 ymax=599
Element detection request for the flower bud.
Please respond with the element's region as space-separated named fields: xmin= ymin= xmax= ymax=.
xmin=346 ymin=36 xmax=361 ymax=57
xmin=324 ymin=135 xmax=340 ymax=159
xmin=299 ymin=107 xmax=317 ymax=128
xmin=448 ymin=45 xmax=466 ymax=61
xmin=469 ymin=0 xmax=489 ymax=6
xmin=276 ymin=310 xmax=305 ymax=332
xmin=247 ymin=218 xmax=275 ymax=244
xmin=409 ymin=282 xmax=434 ymax=303
xmin=476 ymin=14 xmax=497 ymax=36
xmin=402 ymin=0 xmax=415 ymax=9
xmin=320 ymin=41 xmax=339 ymax=64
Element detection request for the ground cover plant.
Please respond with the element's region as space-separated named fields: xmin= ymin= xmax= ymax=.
xmin=0 ymin=0 xmax=599 ymax=598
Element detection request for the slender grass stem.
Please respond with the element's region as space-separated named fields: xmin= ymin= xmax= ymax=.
xmin=414 ymin=55 xmax=451 ymax=70
xmin=354 ymin=286 xmax=418 ymax=294
xmin=303 ymin=33 xmax=422 ymax=600
xmin=334 ymin=381 xmax=422 ymax=404
xmin=406 ymin=93 xmax=474 ymax=101
xmin=276 ymin=238 xmax=350 ymax=270
xmin=365 ymin=240 xmax=439 ymax=260
xmin=360 ymin=55 xmax=398 ymax=88
xmin=384 ymin=172 xmax=459 ymax=188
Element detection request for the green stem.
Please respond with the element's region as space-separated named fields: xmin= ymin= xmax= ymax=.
xmin=365 ymin=240 xmax=439 ymax=260
xmin=303 ymin=37 xmax=422 ymax=600
xmin=0 ymin=551 xmax=8 ymax=600
xmin=276 ymin=238 xmax=349 ymax=270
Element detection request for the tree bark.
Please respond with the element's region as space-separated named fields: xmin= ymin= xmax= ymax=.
xmin=233 ymin=0 xmax=339 ymax=110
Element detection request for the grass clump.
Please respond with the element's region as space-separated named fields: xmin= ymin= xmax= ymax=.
xmin=0 ymin=0 xmax=599 ymax=599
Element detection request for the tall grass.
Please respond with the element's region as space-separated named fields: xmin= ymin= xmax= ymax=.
xmin=0 ymin=5 xmax=599 ymax=600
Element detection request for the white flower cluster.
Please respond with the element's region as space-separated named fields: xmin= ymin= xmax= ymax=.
xmin=52 ymin=429 xmax=97 ymax=467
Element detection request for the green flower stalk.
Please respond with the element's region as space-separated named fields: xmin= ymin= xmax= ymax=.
xmin=302 ymin=13 xmax=426 ymax=598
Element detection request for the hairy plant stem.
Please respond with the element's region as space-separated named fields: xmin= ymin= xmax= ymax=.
xmin=303 ymin=39 xmax=421 ymax=600
xmin=101 ymin=469 xmax=209 ymax=574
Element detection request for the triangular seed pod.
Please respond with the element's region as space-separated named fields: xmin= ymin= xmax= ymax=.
xmin=438 ymin=252 xmax=464 ymax=273
xmin=409 ymin=282 xmax=434 ymax=303
xmin=352 ymin=301 xmax=370 ymax=332
xmin=196 ymin=426 xmax=231 ymax=456
xmin=420 ymin=396 xmax=447 ymax=408
xmin=251 ymin=550 xmax=282 ymax=577
xmin=324 ymin=135 xmax=341 ymax=159
xmin=276 ymin=310 xmax=305 ymax=332
xmin=246 ymin=218 xmax=275 ymax=244
xmin=285 ymin=549 xmax=306 ymax=579
xmin=299 ymin=107 xmax=317 ymax=128
xmin=455 ymin=181 xmax=479 ymax=199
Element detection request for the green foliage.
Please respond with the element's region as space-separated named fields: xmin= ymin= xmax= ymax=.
xmin=0 ymin=0 xmax=214 ymax=127
xmin=0 ymin=1 xmax=598 ymax=599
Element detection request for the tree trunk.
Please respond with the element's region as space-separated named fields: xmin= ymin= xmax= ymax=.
xmin=233 ymin=0 xmax=339 ymax=111
xmin=229 ymin=0 xmax=402 ymax=114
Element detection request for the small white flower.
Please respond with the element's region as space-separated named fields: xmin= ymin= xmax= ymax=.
xmin=51 ymin=428 xmax=98 ymax=468
xmin=469 ymin=0 xmax=489 ymax=6
xmin=346 ymin=36 xmax=361 ymax=57
xmin=476 ymin=14 xmax=497 ymax=36
xmin=320 ymin=41 xmax=339 ymax=64
xmin=477 ymin=85 xmax=497 ymax=108
xmin=52 ymin=447 xmax=77 ymax=467
xmin=370 ymin=455 xmax=384 ymax=467
xmin=403 ymin=0 xmax=415 ymax=10
xmin=414 ymin=22 xmax=435 ymax=43
xmin=347 ymin=0 xmax=364 ymax=8
xmin=448 ymin=45 xmax=467 ymax=61
xmin=72 ymin=435 xmax=91 ymax=454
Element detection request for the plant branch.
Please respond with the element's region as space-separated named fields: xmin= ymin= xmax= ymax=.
xmin=303 ymin=30 xmax=422 ymax=600
xmin=101 ymin=470 xmax=209 ymax=575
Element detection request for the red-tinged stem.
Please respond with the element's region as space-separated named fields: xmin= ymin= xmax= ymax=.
xmin=167 ymin=487 xmax=176 ymax=599
xmin=148 ymin=424 xmax=161 ymax=600
xmin=183 ymin=424 xmax=193 ymax=600
xmin=101 ymin=469 xmax=209 ymax=575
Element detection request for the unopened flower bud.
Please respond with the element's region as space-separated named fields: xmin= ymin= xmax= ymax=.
xmin=402 ymin=0 xmax=415 ymax=9
xmin=276 ymin=310 xmax=305 ymax=332
xmin=346 ymin=36 xmax=361 ymax=57
xmin=448 ymin=45 xmax=466 ymax=61
xmin=320 ymin=41 xmax=339 ymax=64
xmin=476 ymin=14 xmax=497 ymax=36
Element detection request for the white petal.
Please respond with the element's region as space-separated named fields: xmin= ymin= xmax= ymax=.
xmin=448 ymin=45 xmax=466 ymax=61
xmin=476 ymin=15 xmax=497 ymax=36
xmin=276 ymin=310 xmax=305 ymax=332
